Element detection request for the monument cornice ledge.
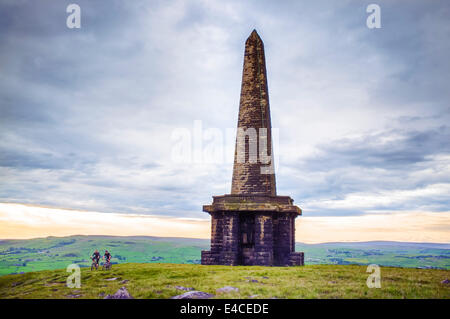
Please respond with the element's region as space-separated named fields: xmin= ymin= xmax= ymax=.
xmin=203 ymin=194 xmax=302 ymax=215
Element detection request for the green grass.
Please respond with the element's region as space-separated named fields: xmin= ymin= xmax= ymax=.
xmin=0 ymin=263 xmax=449 ymax=299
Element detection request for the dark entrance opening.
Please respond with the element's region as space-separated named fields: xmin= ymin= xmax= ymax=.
xmin=239 ymin=213 xmax=255 ymax=265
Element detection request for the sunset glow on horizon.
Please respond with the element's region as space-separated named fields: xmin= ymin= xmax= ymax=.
xmin=1 ymin=203 xmax=448 ymax=244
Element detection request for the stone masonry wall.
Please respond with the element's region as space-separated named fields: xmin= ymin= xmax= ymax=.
xmin=231 ymin=30 xmax=276 ymax=196
xmin=201 ymin=211 xmax=304 ymax=266
xmin=273 ymin=214 xmax=294 ymax=265
xmin=253 ymin=214 xmax=273 ymax=265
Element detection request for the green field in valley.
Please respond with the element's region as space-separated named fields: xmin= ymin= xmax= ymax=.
xmin=0 ymin=235 xmax=449 ymax=276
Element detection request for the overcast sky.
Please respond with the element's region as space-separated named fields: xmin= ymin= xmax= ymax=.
xmin=0 ymin=1 xmax=449 ymax=241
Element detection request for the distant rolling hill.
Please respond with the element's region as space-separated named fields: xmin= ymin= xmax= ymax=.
xmin=0 ymin=235 xmax=448 ymax=276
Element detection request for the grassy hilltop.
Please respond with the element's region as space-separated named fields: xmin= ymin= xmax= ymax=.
xmin=0 ymin=235 xmax=448 ymax=299
xmin=0 ymin=263 xmax=449 ymax=299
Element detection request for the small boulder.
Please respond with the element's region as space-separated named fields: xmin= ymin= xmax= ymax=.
xmin=105 ymin=277 xmax=118 ymax=281
xmin=441 ymin=279 xmax=450 ymax=284
xmin=244 ymin=277 xmax=259 ymax=283
xmin=175 ymin=286 xmax=194 ymax=291
xmin=120 ymin=280 xmax=129 ymax=284
xmin=104 ymin=287 xmax=133 ymax=299
xmin=171 ymin=291 xmax=214 ymax=299
xmin=216 ymin=286 xmax=239 ymax=293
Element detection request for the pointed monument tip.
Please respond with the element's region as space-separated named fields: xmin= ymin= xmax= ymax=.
xmin=248 ymin=29 xmax=262 ymax=41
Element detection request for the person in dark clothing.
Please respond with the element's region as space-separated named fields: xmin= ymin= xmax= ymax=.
xmin=92 ymin=249 xmax=100 ymax=264
xmin=91 ymin=249 xmax=100 ymax=270
xmin=104 ymin=250 xmax=111 ymax=263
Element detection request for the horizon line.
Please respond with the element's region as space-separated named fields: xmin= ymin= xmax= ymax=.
xmin=1 ymin=233 xmax=449 ymax=246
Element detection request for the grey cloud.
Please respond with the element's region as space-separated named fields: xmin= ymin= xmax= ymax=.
xmin=314 ymin=126 xmax=450 ymax=170
xmin=0 ymin=0 xmax=449 ymax=219
xmin=280 ymin=124 xmax=450 ymax=215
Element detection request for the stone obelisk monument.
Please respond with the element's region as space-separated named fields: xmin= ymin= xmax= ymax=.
xmin=201 ymin=30 xmax=303 ymax=266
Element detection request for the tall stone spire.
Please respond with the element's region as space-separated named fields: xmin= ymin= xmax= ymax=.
xmin=231 ymin=29 xmax=277 ymax=196
xmin=201 ymin=30 xmax=303 ymax=267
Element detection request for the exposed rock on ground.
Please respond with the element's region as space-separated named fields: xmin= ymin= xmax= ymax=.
xmin=104 ymin=287 xmax=133 ymax=299
xmin=216 ymin=286 xmax=239 ymax=293
xmin=175 ymin=285 xmax=194 ymax=291
xmin=171 ymin=291 xmax=214 ymax=299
